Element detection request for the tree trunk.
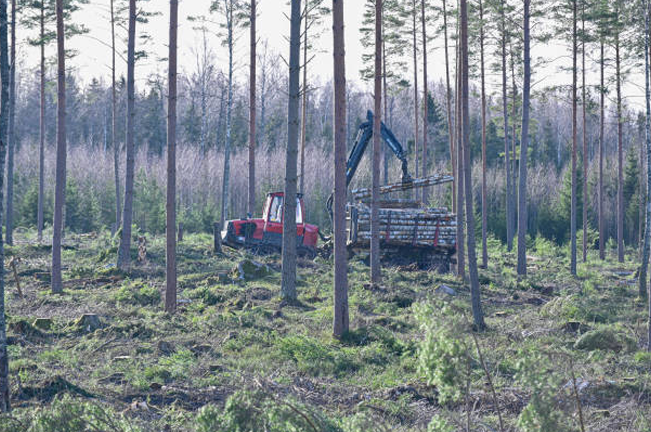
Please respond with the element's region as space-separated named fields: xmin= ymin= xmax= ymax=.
xmin=38 ymin=4 xmax=45 ymax=243
xmin=460 ymin=0 xmax=485 ymax=331
xmin=479 ymin=0 xmax=488 ymax=268
xmin=570 ymin=0 xmax=578 ymax=276
xmin=300 ymin=0 xmax=307 ymax=194
xmin=640 ymin=0 xmax=650 ymax=300
xmin=281 ymin=0 xmax=301 ymax=302
xmin=249 ymin=0 xmax=257 ymax=214
xmin=517 ymin=0 xmax=531 ymax=276
xmin=221 ymin=1 xmax=234 ymax=227
xmin=411 ymin=0 xmax=419 ymax=181
xmin=165 ymin=0 xmax=178 ymax=314
xmin=456 ymin=28 xmax=465 ymax=280
xmin=420 ymin=0 xmax=428 ymax=204
xmin=501 ymin=0 xmax=512 ymax=252
xmin=371 ymin=0 xmax=382 ymax=284
xmin=599 ymin=40 xmax=605 ymax=260
xmin=510 ymin=48 xmax=517 ymax=245
xmin=442 ymin=0 xmax=455 ymax=213
xmin=382 ymin=37 xmax=388 ymax=185
xmin=332 ymin=0 xmax=349 ymax=338
xmin=582 ymin=2 xmax=587 ymax=263
xmin=0 ymin=0 xmax=10 ymax=412
xmin=616 ymin=27 xmax=624 ymax=263
xmin=111 ymin=0 xmax=121 ymax=233
xmin=5 ymin=0 xmax=15 ymax=246
xmin=51 ymin=0 xmax=66 ymax=293
xmin=118 ymin=0 xmax=137 ymax=270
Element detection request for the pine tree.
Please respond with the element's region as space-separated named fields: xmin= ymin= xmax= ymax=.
xmin=0 ymin=0 xmax=9 ymax=413
xmin=371 ymin=0 xmax=382 ymax=284
xmin=248 ymin=0 xmax=256 ymax=215
xmin=5 ymin=0 xmax=15 ymax=246
xmin=517 ymin=0 xmax=531 ymax=276
xmin=332 ymin=0 xmax=349 ymax=338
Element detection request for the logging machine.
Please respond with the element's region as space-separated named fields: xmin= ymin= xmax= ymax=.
xmin=222 ymin=110 xmax=456 ymax=271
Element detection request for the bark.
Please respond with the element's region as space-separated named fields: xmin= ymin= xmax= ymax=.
xmin=599 ymin=40 xmax=605 ymax=260
xmin=570 ymin=0 xmax=577 ymax=276
xmin=5 ymin=0 xmax=15 ymax=246
xmin=0 ymin=0 xmax=9 ymax=412
xmin=460 ymin=0 xmax=485 ymax=330
xmin=411 ymin=0 xmax=419 ymax=181
xmin=300 ymin=0 xmax=307 ymax=194
xmin=220 ymin=0 xmax=235 ymax=227
xmin=456 ymin=26 xmax=465 ymax=280
xmin=371 ymin=0 xmax=382 ymax=284
xmin=616 ymin=27 xmax=624 ymax=263
xmin=332 ymin=0 xmax=349 ymax=338
xmin=51 ymin=0 xmax=66 ymax=293
xmin=165 ymin=0 xmax=178 ymax=314
xmin=501 ymin=0 xmax=512 ymax=252
xmin=420 ymin=0 xmax=428 ymax=204
xmin=111 ymin=0 xmax=121 ymax=233
xmin=442 ymin=0 xmax=455 ymax=213
xmin=382 ymin=37 xmax=388 ymax=184
xmin=281 ymin=0 xmax=301 ymax=302
xmin=479 ymin=0 xmax=487 ymax=268
xmin=582 ymin=2 xmax=587 ymax=263
xmin=117 ymin=0 xmax=137 ymax=270
xmin=249 ymin=0 xmax=256 ymax=214
xmin=640 ymin=0 xmax=650 ymax=300
xmin=517 ymin=0 xmax=530 ymax=276
xmin=38 ymin=3 xmax=45 ymax=243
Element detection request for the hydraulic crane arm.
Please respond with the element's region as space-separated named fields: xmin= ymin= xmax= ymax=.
xmin=326 ymin=110 xmax=412 ymax=220
xmin=345 ymin=110 xmax=412 ymax=186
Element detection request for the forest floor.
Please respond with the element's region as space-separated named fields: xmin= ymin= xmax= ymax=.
xmin=1 ymin=230 xmax=650 ymax=431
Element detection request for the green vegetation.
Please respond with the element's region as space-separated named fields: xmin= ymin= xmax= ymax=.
xmin=0 ymin=230 xmax=650 ymax=430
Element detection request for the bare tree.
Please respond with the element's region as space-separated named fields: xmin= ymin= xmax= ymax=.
xmin=517 ymin=0 xmax=531 ymax=276
xmin=420 ymin=0 xmax=428 ymax=203
xmin=460 ymin=0 xmax=485 ymax=330
xmin=165 ymin=0 xmax=178 ymax=314
xmin=51 ymin=0 xmax=67 ymax=293
xmin=371 ymin=0 xmax=382 ymax=284
xmin=0 ymin=0 xmax=9 ymax=412
xmin=38 ymin=2 xmax=45 ymax=242
xmin=581 ymin=0 xmax=587 ymax=263
xmin=117 ymin=0 xmax=137 ymax=270
xmin=456 ymin=26 xmax=465 ymax=279
xmin=599 ymin=38 xmax=605 ymax=260
xmin=332 ymin=0 xmax=348 ymax=338
xmin=479 ymin=0 xmax=487 ymax=268
xmin=570 ymin=0 xmax=578 ymax=276
xmin=615 ymin=5 xmax=624 ymax=263
xmin=640 ymin=0 xmax=650 ymax=301
xmin=281 ymin=0 xmax=301 ymax=303
xmin=5 ymin=0 xmax=15 ymax=246
xmin=248 ymin=0 xmax=256 ymax=214
xmin=411 ymin=0 xmax=419 ymax=180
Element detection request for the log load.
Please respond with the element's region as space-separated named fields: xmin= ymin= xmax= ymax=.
xmin=351 ymin=174 xmax=453 ymax=201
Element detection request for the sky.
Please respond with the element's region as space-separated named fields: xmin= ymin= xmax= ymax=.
xmin=14 ymin=0 xmax=648 ymax=111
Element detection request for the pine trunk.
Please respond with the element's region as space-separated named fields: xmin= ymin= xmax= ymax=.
xmin=111 ymin=0 xmax=121 ymax=233
xmin=570 ymin=0 xmax=578 ymax=276
xmin=582 ymin=3 xmax=587 ymax=263
xmin=38 ymin=5 xmax=45 ymax=243
xmin=118 ymin=0 xmax=137 ymax=270
xmin=599 ymin=40 xmax=605 ymax=260
xmin=51 ymin=0 xmax=66 ymax=293
xmin=165 ymin=0 xmax=178 ymax=314
xmin=221 ymin=2 xmax=234 ymax=227
xmin=616 ymin=29 xmax=624 ymax=263
xmin=5 ymin=0 xmax=14 ymax=246
xmin=249 ymin=0 xmax=257 ymax=214
xmin=382 ymin=38 xmax=388 ymax=185
xmin=460 ymin=0 xmax=485 ymax=330
xmin=442 ymin=0 xmax=455 ymax=213
xmin=0 ymin=0 xmax=9 ymax=412
xmin=420 ymin=0 xmax=428 ymax=204
xmin=501 ymin=0 xmax=512 ymax=252
xmin=456 ymin=30 xmax=465 ymax=279
xmin=517 ymin=0 xmax=530 ymax=276
xmin=640 ymin=0 xmax=650 ymax=300
xmin=412 ymin=0 xmax=419 ymax=181
xmin=371 ymin=0 xmax=382 ymax=284
xmin=479 ymin=0 xmax=487 ymax=268
xmin=332 ymin=0 xmax=349 ymax=338
xmin=300 ymin=1 xmax=307 ymax=194
xmin=281 ymin=0 xmax=301 ymax=302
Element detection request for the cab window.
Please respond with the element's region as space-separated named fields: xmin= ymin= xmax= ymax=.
xmin=296 ymin=198 xmax=303 ymax=224
xmin=268 ymin=196 xmax=283 ymax=223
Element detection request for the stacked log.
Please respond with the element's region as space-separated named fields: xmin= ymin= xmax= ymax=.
xmin=348 ymin=204 xmax=456 ymax=249
xmin=351 ymin=174 xmax=453 ymax=201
